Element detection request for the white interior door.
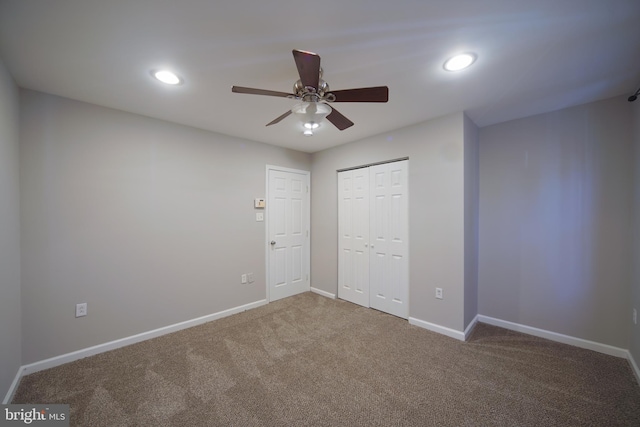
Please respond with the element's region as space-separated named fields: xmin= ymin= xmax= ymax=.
xmin=267 ymin=167 xmax=310 ymax=302
xmin=338 ymin=168 xmax=370 ymax=307
xmin=369 ymin=161 xmax=409 ymax=319
xmin=337 ymin=160 xmax=409 ymax=319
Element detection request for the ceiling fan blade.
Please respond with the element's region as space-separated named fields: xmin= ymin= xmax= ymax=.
xmin=232 ymin=86 xmax=295 ymax=98
xmin=266 ymin=110 xmax=292 ymax=126
xmin=325 ymin=106 xmax=354 ymax=131
xmin=329 ymin=86 xmax=389 ymax=103
xmin=292 ymin=49 xmax=320 ymax=89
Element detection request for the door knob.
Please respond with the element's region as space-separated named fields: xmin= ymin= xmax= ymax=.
xmin=270 ymin=241 xmax=276 ymax=245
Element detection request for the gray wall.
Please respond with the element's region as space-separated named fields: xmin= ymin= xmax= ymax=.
xmin=632 ymin=101 xmax=640 ymax=363
xmin=463 ymin=114 xmax=479 ymax=329
xmin=478 ymin=96 xmax=633 ymax=348
xmin=19 ymin=90 xmax=311 ymax=364
xmin=311 ymin=112 xmax=471 ymax=332
xmin=10 ymin=83 xmax=640 ymax=377
xmin=0 ymin=59 xmax=21 ymax=399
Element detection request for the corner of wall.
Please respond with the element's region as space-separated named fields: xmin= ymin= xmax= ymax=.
xmin=0 ymin=57 xmax=22 ymax=402
xmin=18 ymin=90 xmax=312 ymax=365
xmin=630 ymin=100 xmax=640 ymax=365
xmin=463 ymin=114 xmax=479 ymax=329
xmin=477 ymin=96 xmax=634 ymax=349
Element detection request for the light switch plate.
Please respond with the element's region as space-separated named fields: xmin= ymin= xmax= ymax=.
xmin=256 ymin=212 xmax=264 ymax=221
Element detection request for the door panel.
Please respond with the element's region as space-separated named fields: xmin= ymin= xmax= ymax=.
xmin=369 ymin=161 xmax=408 ymax=319
xmin=268 ymin=168 xmax=309 ymax=301
xmin=338 ymin=168 xmax=369 ymax=307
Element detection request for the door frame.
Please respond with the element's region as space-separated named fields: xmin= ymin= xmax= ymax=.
xmin=265 ymin=165 xmax=311 ymax=302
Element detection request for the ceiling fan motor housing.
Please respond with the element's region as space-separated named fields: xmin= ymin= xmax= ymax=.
xmin=294 ymin=78 xmax=330 ymax=102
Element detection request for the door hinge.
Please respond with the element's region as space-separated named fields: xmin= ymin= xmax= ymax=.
xmin=306 ymin=274 xmax=309 ymax=281
xmin=306 ymin=185 xmax=309 ymax=193
xmin=306 ymin=230 xmax=309 ymax=237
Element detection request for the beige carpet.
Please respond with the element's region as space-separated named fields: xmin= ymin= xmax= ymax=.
xmin=13 ymin=292 xmax=640 ymax=426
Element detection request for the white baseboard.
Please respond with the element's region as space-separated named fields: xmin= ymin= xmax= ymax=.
xmin=628 ymin=351 xmax=640 ymax=385
xmin=6 ymin=300 xmax=638 ymax=402
xmin=2 ymin=367 xmax=24 ymax=404
xmin=409 ymin=317 xmax=466 ymax=341
xmin=4 ymin=299 xmax=268 ymax=402
xmin=310 ymin=287 xmax=336 ymax=299
xmin=476 ymin=315 xmax=628 ymax=359
xmin=407 ymin=314 xmax=639 ymax=383
xmin=464 ymin=315 xmax=479 ymax=340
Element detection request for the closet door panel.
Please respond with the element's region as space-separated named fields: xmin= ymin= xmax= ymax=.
xmin=369 ymin=161 xmax=409 ymax=319
xmin=338 ymin=169 xmax=370 ymax=307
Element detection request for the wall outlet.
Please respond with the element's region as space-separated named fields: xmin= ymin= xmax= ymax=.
xmin=241 ymin=274 xmax=247 ymax=284
xmin=634 ymin=308 xmax=637 ymax=325
xmin=247 ymin=273 xmax=254 ymax=283
xmin=435 ymin=288 xmax=443 ymax=300
xmin=75 ymin=303 xmax=87 ymax=318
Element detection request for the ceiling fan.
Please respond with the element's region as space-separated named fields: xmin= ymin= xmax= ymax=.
xmin=232 ymin=49 xmax=389 ymax=133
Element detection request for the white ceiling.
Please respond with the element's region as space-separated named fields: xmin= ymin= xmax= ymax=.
xmin=1 ymin=0 xmax=639 ymax=153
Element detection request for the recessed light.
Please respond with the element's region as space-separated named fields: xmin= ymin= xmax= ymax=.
xmin=443 ymin=53 xmax=476 ymax=71
xmin=153 ymin=70 xmax=182 ymax=85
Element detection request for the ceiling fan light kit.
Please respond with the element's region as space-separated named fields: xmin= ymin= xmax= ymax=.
xmin=232 ymin=49 xmax=389 ymax=134
xmin=292 ymin=102 xmax=331 ymax=136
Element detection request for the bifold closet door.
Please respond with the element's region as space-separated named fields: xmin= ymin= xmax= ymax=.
xmin=338 ymin=167 xmax=370 ymax=307
xmin=368 ymin=161 xmax=408 ymax=319
xmin=338 ymin=160 xmax=408 ymax=319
